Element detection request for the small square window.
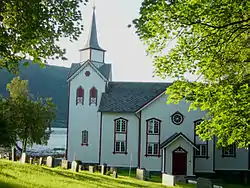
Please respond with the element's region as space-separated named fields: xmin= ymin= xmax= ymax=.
xmin=222 ymin=144 xmax=236 ymax=157
xmin=147 ymin=119 xmax=160 ymax=135
xmin=115 ymin=119 xmax=126 ymax=133
xmin=115 ymin=141 xmax=126 ymax=153
xmin=147 ymin=143 xmax=159 ymax=156
xmin=195 ymin=144 xmax=208 ymax=157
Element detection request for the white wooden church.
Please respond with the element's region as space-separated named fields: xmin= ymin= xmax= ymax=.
xmin=66 ymin=8 xmax=249 ymax=177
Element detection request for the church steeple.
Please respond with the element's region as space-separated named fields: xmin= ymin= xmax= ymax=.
xmin=79 ymin=6 xmax=106 ymax=65
xmin=84 ymin=6 xmax=104 ymax=51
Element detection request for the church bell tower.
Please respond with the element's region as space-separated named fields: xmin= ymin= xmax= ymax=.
xmin=79 ymin=6 xmax=106 ymax=68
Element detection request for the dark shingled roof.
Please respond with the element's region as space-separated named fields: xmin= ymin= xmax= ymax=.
xmin=68 ymin=61 xmax=111 ymax=80
xmin=98 ymin=82 xmax=171 ymax=113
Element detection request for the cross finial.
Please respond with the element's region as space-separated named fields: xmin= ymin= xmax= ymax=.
xmin=93 ymin=0 xmax=96 ymax=10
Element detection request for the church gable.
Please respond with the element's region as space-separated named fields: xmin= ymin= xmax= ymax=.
xmin=67 ymin=60 xmax=111 ymax=82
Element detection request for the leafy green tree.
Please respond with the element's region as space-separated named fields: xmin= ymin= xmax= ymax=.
xmin=5 ymin=77 xmax=56 ymax=152
xmin=133 ymin=0 xmax=250 ymax=148
xmin=0 ymin=0 xmax=88 ymax=73
xmin=0 ymin=97 xmax=16 ymax=147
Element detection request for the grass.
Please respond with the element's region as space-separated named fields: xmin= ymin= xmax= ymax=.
xmin=0 ymin=160 xmax=247 ymax=188
xmin=0 ymin=160 xmax=191 ymax=188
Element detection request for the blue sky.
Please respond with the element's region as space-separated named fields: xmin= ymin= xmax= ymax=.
xmin=48 ymin=0 xmax=176 ymax=82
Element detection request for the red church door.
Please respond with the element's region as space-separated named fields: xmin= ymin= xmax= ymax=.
xmin=172 ymin=147 xmax=187 ymax=175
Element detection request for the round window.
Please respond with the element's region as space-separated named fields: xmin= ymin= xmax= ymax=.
xmin=85 ymin=71 xmax=90 ymax=77
xmin=171 ymin=112 xmax=184 ymax=125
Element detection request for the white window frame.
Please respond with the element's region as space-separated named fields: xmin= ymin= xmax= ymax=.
xmin=195 ymin=144 xmax=208 ymax=157
xmin=147 ymin=119 xmax=160 ymax=134
xmin=115 ymin=119 xmax=127 ymax=133
xmin=222 ymin=144 xmax=236 ymax=157
xmin=81 ymin=130 xmax=88 ymax=146
xmin=147 ymin=143 xmax=159 ymax=155
xmin=115 ymin=141 xmax=126 ymax=153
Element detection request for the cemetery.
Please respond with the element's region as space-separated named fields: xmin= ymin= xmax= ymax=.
xmin=0 ymin=154 xmax=247 ymax=188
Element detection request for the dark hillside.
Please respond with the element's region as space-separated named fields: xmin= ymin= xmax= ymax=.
xmin=0 ymin=62 xmax=69 ymax=128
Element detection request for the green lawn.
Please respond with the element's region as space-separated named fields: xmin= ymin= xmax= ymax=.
xmin=0 ymin=160 xmax=247 ymax=188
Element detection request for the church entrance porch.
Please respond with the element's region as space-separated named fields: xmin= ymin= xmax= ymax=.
xmin=160 ymin=132 xmax=198 ymax=176
xmin=172 ymin=147 xmax=187 ymax=175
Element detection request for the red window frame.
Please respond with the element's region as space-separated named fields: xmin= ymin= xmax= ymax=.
xmin=194 ymin=119 xmax=208 ymax=158
xmin=145 ymin=118 xmax=161 ymax=157
xmin=76 ymin=86 xmax=84 ymax=105
xmin=81 ymin=130 xmax=88 ymax=146
xmin=113 ymin=117 xmax=128 ymax=154
xmin=89 ymin=87 xmax=97 ymax=105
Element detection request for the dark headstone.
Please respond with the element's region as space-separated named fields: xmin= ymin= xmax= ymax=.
xmin=71 ymin=161 xmax=79 ymax=172
xmin=61 ymin=160 xmax=69 ymax=169
xmin=113 ymin=171 xmax=118 ymax=178
xmin=136 ymin=168 xmax=146 ymax=181
xmin=197 ymin=177 xmax=213 ymax=188
xmin=46 ymin=156 xmax=54 ymax=168
xmin=89 ymin=165 xmax=95 ymax=173
xmin=39 ymin=157 xmax=43 ymax=165
xmin=101 ymin=164 xmax=107 ymax=175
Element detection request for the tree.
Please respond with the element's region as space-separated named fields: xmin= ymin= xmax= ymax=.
xmin=4 ymin=77 xmax=56 ymax=152
xmin=133 ymin=0 xmax=250 ymax=148
xmin=0 ymin=0 xmax=88 ymax=73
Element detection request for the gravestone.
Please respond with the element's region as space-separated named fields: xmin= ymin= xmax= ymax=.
xmin=197 ymin=177 xmax=213 ymax=188
xmin=145 ymin=170 xmax=151 ymax=180
xmin=101 ymin=164 xmax=107 ymax=175
xmin=46 ymin=156 xmax=54 ymax=168
xmin=29 ymin=157 xmax=34 ymax=164
xmin=110 ymin=167 xmax=118 ymax=173
xmin=162 ymin=173 xmax=175 ymax=186
xmin=71 ymin=161 xmax=79 ymax=172
xmin=39 ymin=157 xmax=43 ymax=165
xmin=89 ymin=165 xmax=95 ymax=173
xmin=11 ymin=147 xmax=16 ymax=161
xmin=113 ymin=171 xmax=118 ymax=178
xmin=79 ymin=164 xmax=82 ymax=171
xmin=20 ymin=153 xmax=27 ymax=164
xmin=136 ymin=168 xmax=146 ymax=180
xmin=61 ymin=160 xmax=69 ymax=169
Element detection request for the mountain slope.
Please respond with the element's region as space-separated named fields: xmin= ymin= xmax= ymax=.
xmin=0 ymin=62 xmax=69 ymax=128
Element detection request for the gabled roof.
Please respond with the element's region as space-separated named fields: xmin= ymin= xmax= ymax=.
xmin=160 ymin=132 xmax=198 ymax=150
xmin=98 ymin=82 xmax=171 ymax=113
xmin=67 ymin=60 xmax=111 ymax=81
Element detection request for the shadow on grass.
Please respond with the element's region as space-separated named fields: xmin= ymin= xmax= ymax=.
xmin=0 ymin=181 xmax=23 ymax=188
xmin=0 ymin=172 xmax=17 ymax=180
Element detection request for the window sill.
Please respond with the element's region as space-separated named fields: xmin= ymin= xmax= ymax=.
xmin=145 ymin=154 xmax=161 ymax=158
xmin=81 ymin=143 xmax=88 ymax=146
xmin=195 ymin=156 xmax=209 ymax=159
xmin=113 ymin=152 xmax=128 ymax=155
xmin=147 ymin=133 xmax=160 ymax=135
xmin=115 ymin=132 xmax=127 ymax=134
xmin=222 ymin=155 xmax=236 ymax=158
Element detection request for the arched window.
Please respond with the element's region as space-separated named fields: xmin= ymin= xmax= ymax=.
xmin=146 ymin=118 xmax=161 ymax=157
xmin=76 ymin=86 xmax=84 ymax=105
xmin=89 ymin=87 xmax=97 ymax=105
xmin=113 ymin=117 xmax=128 ymax=154
xmin=81 ymin=130 xmax=88 ymax=146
